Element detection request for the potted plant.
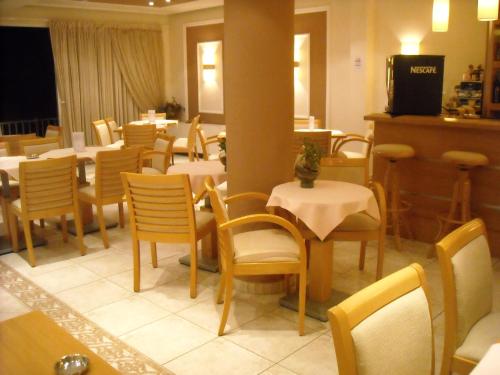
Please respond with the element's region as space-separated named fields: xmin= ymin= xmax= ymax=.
xmin=294 ymin=140 xmax=322 ymax=188
xmin=159 ymin=97 xmax=184 ymax=119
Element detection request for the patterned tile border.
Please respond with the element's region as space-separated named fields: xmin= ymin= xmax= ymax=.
xmin=0 ymin=260 xmax=173 ymax=375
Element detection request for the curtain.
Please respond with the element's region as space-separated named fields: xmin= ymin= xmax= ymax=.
xmin=49 ymin=21 xmax=163 ymax=146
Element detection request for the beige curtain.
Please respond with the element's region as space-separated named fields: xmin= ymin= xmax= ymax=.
xmin=49 ymin=21 xmax=162 ymax=146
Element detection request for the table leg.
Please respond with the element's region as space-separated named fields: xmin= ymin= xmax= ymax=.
xmin=178 ymin=233 xmax=219 ymax=273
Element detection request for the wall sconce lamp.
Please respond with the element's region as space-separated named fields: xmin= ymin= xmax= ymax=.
xmin=432 ymin=0 xmax=449 ymax=32
xmin=401 ymin=39 xmax=420 ymax=55
xmin=478 ymin=0 xmax=499 ymax=21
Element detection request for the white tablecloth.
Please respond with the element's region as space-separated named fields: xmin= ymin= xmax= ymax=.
xmin=167 ymin=160 xmax=226 ymax=193
xmin=470 ymin=343 xmax=500 ymax=375
xmin=39 ymin=146 xmax=111 ymax=162
xmin=0 ymin=156 xmax=27 ymax=180
xmin=294 ymin=129 xmax=344 ymax=137
xmin=267 ymin=180 xmax=379 ymax=240
xmin=129 ymin=119 xmax=178 ymax=129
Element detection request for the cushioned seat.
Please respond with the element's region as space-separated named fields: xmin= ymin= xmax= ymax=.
xmin=11 ymin=198 xmax=21 ymax=210
xmin=233 ymin=229 xmax=300 ymax=263
xmin=442 ymin=151 xmax=489 ymax=167
xmin=455 ymin=312 xmax=500 ymax=362
xmin=195 ymin=211 xmax=215 ymax=233
xmin=78 ymin=185 xmax=96 ymax=198
xmin=334 ymin=212 xmax=380 ymax=232
xmin=338 ymin=150 xmax=364 ymax=159
xmin=141 ymin=167 xmax=162 ymax=175
xmin=172 ymin=138 xmax=188 ymax=151
xmin=373 ymin=144 xmax=415 ymax=160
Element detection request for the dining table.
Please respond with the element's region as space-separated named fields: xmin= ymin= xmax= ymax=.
xmin=115 ymin=119 xmax=179 ymax=135
xmin=168 ymin=160 xmax=227 ymax=273
xmin=267 ymin=179 xmax=380 ymax=321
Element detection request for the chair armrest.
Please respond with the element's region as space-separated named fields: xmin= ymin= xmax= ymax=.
xmin=224 ymin=192 xmax=270 ymax=204
xmin=204 ymin=136 xmax=219 ymax=145
xmin=219 ymin=213 xmax=307 ymax=260
xmin=139 ymin=150 xmax=168 ymax=170
xmin=193 ymin=185 xmax=207 ymax=204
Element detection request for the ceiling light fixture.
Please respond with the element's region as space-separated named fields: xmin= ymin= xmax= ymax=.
xmin=478 ymin=0 xmax=499 ymax=21
xmin=148 ymin=1 xmax=154 ymax=6
xmin=165 ymin=0 xmax=171 ymax=3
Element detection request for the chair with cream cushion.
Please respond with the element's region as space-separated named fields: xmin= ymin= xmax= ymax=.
xmin=2 ymin=134 xmax=38 ymax=156
xmin=139 ymin=134 xmax=175 ymax=175
xmin=332 ymin=132 xmax=373 ymax=160
xmin=172 ymin=115 xmax=200 ymax=163
xmin=205 ymin=176 xmax=307 ymax=336
xmin=19 ymin=137 xmax=60 ymax=156
xmin=9 ymin=156 xmax=86 ymax=267
xmin=45 ymin=125 xmax=64 ymax=147
xmin=123 ymin=124 xmax=156 ymax=150
xmin=328 ymin=263 xmax=434 ymax=375
xmin=196 ymin=124 xmax=220 ymax=161
xmin=319 ymin=157 xmax=387 ymax=280
xmin=104 ymin=117 xmax=124 ymax=148
xmin=436 ymin=218 xmax=500 ymax=375
xmin=79 ymin=147 xmax=141 ymax=249
xmin=121 ymin=172 xmax=216 ymax=298
xmin=92 ymin=119 xmax=112 ymax=146
xmin=139 ymin=112 xmax=167 ymax=120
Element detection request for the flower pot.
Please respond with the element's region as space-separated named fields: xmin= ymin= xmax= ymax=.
xmin=294 ymin=163 xmax=318 ymax=189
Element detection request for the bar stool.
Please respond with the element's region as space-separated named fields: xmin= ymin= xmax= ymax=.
xmin=373 ymin=144 xmax=415 ymax=251
xmin=436 ymin=150 xmax=489 ymax=240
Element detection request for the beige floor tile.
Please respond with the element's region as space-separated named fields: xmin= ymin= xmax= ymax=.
xmin=270 ymin=306 xmax=328 ymax=332
xmin=121 ymin=315 xmax=215 ymax=364
xmin=259 ymin=365 xmax=298 ymax=375
xmin=79 ymin=250 xmax=134 ymax=277
xmin=56 ymin=279 xmax=131 ymax=313
xmin=165 ymin=337 xmax=272 ymax=375
xmin=279 ymin=334 xmax=338 ymax=375
xmin=30 ymin=264 xmax=100 ymax=293
xmin=226 ymin=314 xmax=323 ymax=362
xmin=177 ymin=295 xmax=268 ymax=335
xmin=0 ymin=287 xmax=30 ymax=321
xmin=84 ymin=294 xmax=169 ymax=336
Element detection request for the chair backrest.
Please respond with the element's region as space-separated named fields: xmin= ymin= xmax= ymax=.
xmin=19 ymin=137 xmax=61 ymax=156
xmin=95 ymin=147 xmax=141 ymax=200
xmin=121 ymin=172 xmax=196 ymax=243
xmin=205 ymin=176 xmax=234 ymax=272
xmin=332 ymin=133 xmax=374 ymax=159
xmin=45 ymin=125 xmax=64 ymax=147
xmin=294 ymin=118 xmax=322 ymax=129
xmin=139 ymin=112 xmax=167 ymax=120
xmin=196 ymin=124 xmax=213 ymax=160
xmin=435 ymin=219 xmax=493 ymax=353
xmin=18 ymin=155 xmax=78 ymax=217
xmin=293 ymin=130 xmax=331 ymax=157
xmin=318 ymin=156 xmax=369 ymax=186
xmin=1 ymin=134 xmax=38 ymax=156
xmin=187 ymin=115 xmax=201 ymax=153
xmin=328 ymin=263 xmax=434 ymax=375
xmin=104 ymin=117 xmax=120 ymax=143
xmin=92 ymin=120 xmax=112 ymax=146
xmin=123 ymin=124 xmax=156 ymax=149
xmin=151 ymin=134 xmax=175 ymax=172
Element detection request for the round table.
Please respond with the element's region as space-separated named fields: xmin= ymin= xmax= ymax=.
xmin=267 ymin=180 xmax=380 ymax=320
xmin=167 ymin=160 xmax=226 ymax=194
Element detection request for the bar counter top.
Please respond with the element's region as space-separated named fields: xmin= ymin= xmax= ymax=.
xmin=364 ymin=113 xmax=500 ymax=131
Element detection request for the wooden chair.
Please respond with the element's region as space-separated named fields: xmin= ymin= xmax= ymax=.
xmin=332 ymin=132 xmax=373 ymax=159
xmin=1 ymin=134 xmax=38 ymax=156
xmin=139 ymin=112 xmax=167 ymax=120
xmin=9 ymin=156 xmax=86 ymax=267
xmin=79 ymin=147 xmax=141 ymax=248
xmin=328 ymin=263 xmax=434 ymax=375
xmin=92 ymin=120 xmax=112 ymax=146
xmin=172 ymin=115 xmax=200 ymax=162
xmin=104 ymin=117 xmax=123 ymax=143
xmin=196 ymin=124 xmax=220 ymax=161
xmin=319 ymin=157 xmax=386 ymax=280
xmin=205 ymin=176 xmax=307 ymax=336
xmin=123 ymin=124 xmax=156 ymax=150
xmin=293 ymin=130 xmax=331 ymax=157
xmin=435 ymin=219 xmax=500 ymax=375
xmin=45 ymin=125 xmax=64 ymax=147
xmin=294 ymin=118 xmax=322 ymax=129
xmin=19 ymin=137 xmax=61 ymax=156
xmin=140 ymin=134 xmax=175 ymax=175
xmin=121 ymin=173 xmax=216 ymax=297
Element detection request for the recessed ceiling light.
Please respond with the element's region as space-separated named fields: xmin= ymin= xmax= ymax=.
xmin=165 ymin=0 xmax=171 ymax=3
xmin=148 ymin=1 xmax=154 ymax=6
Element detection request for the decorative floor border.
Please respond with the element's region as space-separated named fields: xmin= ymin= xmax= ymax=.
xmin=0 ymin=260 xmax=173 ymax=375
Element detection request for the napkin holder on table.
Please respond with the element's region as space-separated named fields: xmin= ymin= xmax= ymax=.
xmin=72 ymin=132 xmax=86 ymax=152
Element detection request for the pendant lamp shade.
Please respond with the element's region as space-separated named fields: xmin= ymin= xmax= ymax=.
xmin=432 ymin=0 xmax=450 ymax=32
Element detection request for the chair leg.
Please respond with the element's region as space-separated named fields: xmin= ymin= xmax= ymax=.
xmin=9 ymin=211 xmax=19 ymax=252
xmin=190 ymin=241 xmax=198 ymax=298
xmin=96 ymin=204 xmax=109 ymax=249
xmin=150 ymin=242 xmax=158 ymax=268
xmin=376 ymin=235 xmax=385 ymax=280
xmin=60 ymin=215 xmax=68 ymax=243
xmin=72 ymin=209 xmax=86 ymax=256
xmin=358 ymin=241 xmax=367 ymax=271
xmin=0 ymin=197 xmax=11 ymax=241
xmin=298 ymin=269 xmax=306 ymax=336
xmin=216 ymin=272 xmax=226 ymax=304
xmin=22 ymin=218 xmax=36 ymax=267
xmin=133 ymin=239 xmax=141 ymax=292
xmin=390 ymin=164 xmax=402 ymax=251
xmin=118 ymin=202 xmax=125 ymax=228
xmin=218 ymin=275 xmax=233 ymax=336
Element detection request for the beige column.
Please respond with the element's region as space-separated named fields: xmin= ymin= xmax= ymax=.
xmin=224 ymin=0 xmax=294 ymax=218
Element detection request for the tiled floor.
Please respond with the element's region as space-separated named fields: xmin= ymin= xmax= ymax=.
xmin=1 ymin=206 xmax=499 ymax=375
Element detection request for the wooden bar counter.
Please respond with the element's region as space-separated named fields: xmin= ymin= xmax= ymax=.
xmin=365 ymin=113 xmax=500 ymax=257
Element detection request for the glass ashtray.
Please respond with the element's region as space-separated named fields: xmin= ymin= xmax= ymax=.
xmin=54 ymin=354 xmax=89 ymax=375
